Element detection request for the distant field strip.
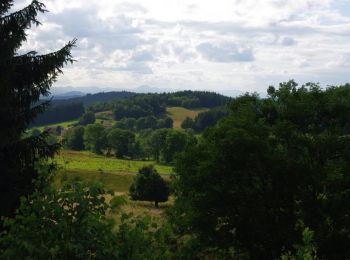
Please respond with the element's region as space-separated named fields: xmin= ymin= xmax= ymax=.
xmin=35 ymin=119 xmax=79 ymax=131
xmin=166 ymin=107 xmax=208 ymax=128
xmin=55 ymin=150 xmax=173 ymax=175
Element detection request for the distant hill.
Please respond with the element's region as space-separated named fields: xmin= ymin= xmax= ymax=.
xmin=34 ymin=90 xmax=230 ymax=127
xmin=50 ymin=91 xmax=137 ymax=106
xmin=52 ymin=91 xmax=86 ymax=100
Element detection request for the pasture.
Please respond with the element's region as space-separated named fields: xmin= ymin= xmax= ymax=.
xmin=166 ymin=106 xmax=208 ymax=128
xmin=56 ymin=150 xmax=173 ymax=175
xmin=54 ymin=149 xmax=174 ymax=221
xmin=35 ymin=119 xmax=79 ymax=131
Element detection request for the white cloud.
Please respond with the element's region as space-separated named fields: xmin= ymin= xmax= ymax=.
xmin=197 ymin=42 xmax=254 ymax=62
xmin=9 ymin=0 xmax=350 ymax=92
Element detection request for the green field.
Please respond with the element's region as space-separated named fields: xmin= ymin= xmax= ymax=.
xmin=55 ymin=149 xmax=172 ymax=193
xmin=54 ymin=150 xmax=174 ymax=216
xmin=167 ymin=107 xmax=208 ymax=128
xmin=34 ymin=118 xmax=109 ymax=132
xmin=35 ymin=119 xmax=79 ymax=131
xmin=56 ymin=150 xmax=173 ymax=175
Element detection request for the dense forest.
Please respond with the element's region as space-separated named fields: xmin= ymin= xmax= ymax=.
xmin=2 ymin=1 xmax=350 ymax=259
xmin=33 ymin=102 xmax=85 ymax=126
xmin=50 ymin=91 xmax=136 ymax=106
xmin=32 ymin=90 xmax=230 ymax=126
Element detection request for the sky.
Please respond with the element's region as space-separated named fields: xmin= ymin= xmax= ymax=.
xmin=14 ymin=0 xmax=350 ymax=94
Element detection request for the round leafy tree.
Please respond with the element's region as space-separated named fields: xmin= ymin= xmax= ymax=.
xmin=62 ymin=126 xmax=85 ymax=150
xmin=79 ymin=111 xmax=96 ymax=126
xmin=129 ymin=166 xmax=169 ymax=207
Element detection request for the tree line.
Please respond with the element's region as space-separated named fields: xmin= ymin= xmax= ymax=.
xmin=32 ymin=90 xmax=230 ymax=126
xmin=63 ymin=124 xmax=194 ymax=164
xmin=32 ymin=102 xmax=85 ymax=126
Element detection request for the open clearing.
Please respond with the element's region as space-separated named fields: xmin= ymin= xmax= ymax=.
xmin=54 ymin=150 xmax=174 ymax=220
xmin=35 ymin=119 xmax=79 ymax=131
xmin=56 ymin=150 xmax=173 ymax=175
xmin=166 ymin=107 xmax=208 ymax=128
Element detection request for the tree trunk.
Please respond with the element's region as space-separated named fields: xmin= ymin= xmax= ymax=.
xmin=155 ymin=201 xmax=159 ymax=207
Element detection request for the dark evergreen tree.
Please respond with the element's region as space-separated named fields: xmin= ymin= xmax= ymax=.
xmin=0 ymin=1 xmax=76 ymax=219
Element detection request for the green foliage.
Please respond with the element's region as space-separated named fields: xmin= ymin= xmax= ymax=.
xmin=106 ymin=128 xmax=135 ymax=158
xmin=166 ymin=91 xmax=230 ymax=108
xmin=30 ymin=128 xmax=41 ymax=137
xmin=45 ymin=134 xmax=59 ymax=146
xmin=0 ymin=175 xmax=176 ymax=259
xmin=191 ymin=106 xmax=228 ymax=132
xmin=0 ymin=181 xmax=117 ymax=259
xmin=115 ymin=116 xmax=173 ymax=132
xmin=115 ymin=117 xmax=136 ymax=130
xmin=281 ymin=228 xmax=318 ymax=260
xmin=139 ymin=128 xmax=194 ymax=163
xmin=78 ymin=111 xmax=96 ymax=126
xmin=62 ymin=126 xmax=85 ymax=150
xmin=173 ymin=81 xmax=350 ymax=259
xmin=53 ymin=91 xmax=136 ymax=108
xmin=162 ymin=129 xmax=189 ymax=163
xmin=136 ymin=116 xmax=158 ymax=130
xmin=0 ymin=0 xmax=75 ymax=219
xmin=103 ymin=91 xmax=229 ymax=121
xmin=146 ymin=129 xmax=169 ymax=162
xmin=157 ymin=117 xmax=173 ymax=129
xmin=129 ymin=166 xmax=169 ymax=207
xmin=34 ymin=103 xmax=84 ymax=126
xmin=181 ymin=116 xmax=195 ymax=129
xmin=113 ymin=94 xmax=166 ymax=120
xmin=83 ymin=123 xmax=106 ymax=154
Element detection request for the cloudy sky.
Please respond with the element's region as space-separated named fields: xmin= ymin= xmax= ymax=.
xmin=14 ymin=0 xmax=350 ymax=93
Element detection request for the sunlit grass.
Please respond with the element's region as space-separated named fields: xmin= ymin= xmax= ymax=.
xmin=55 ymin=150 xmax=173 ymax=175
xmin=34 ymin=119 xmax=79 ymax=131
xmin=166 ymin=106 xmax=208 ymax=128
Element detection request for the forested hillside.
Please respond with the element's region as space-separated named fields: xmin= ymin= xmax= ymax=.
xmin=51 ymin=91 xmax=136 ymax=106
xmin=32 ymin=90 xmax=230 ymax=127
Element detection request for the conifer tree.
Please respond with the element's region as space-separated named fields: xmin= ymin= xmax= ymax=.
xmin=0 ymin=0 xmax=76 ymax=219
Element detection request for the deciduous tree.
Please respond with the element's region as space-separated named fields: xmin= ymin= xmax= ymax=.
xmin=130 ymin=166 xmax=169 ymax=207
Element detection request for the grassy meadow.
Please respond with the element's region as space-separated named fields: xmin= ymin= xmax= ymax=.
xmin=54 ymin=149 xmax=174 ymax=220
xmin=166 ymin=106 xmax=208 ymax=128
xmin=40 ymin=107 xmax=204 ymax=218
xmin=35 ymin=119 xmax=79 ymax=131
xmin=56 ymin=150 xmax=173 ymax=175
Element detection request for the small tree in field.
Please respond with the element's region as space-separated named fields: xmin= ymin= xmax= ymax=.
xmin=129 ymin=166 xmax=169 ymax=207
